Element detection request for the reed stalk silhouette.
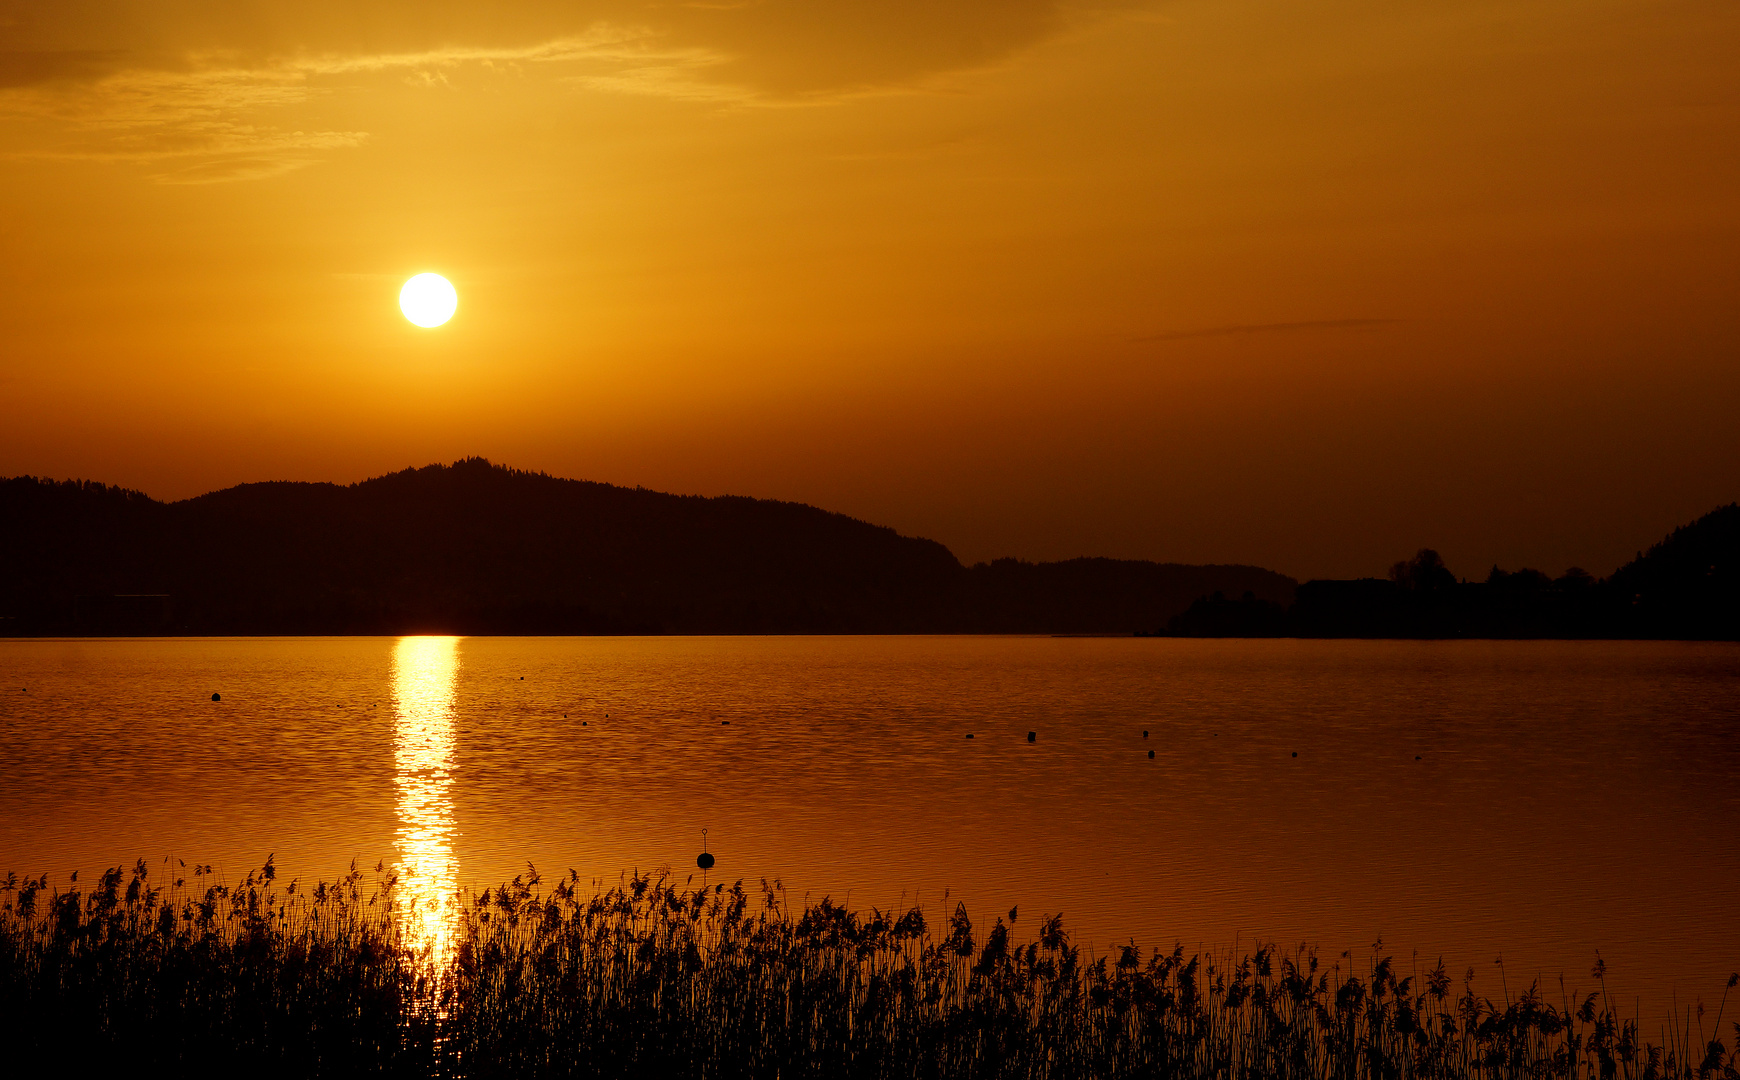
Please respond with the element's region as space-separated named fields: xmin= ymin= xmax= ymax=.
xmin=2 ymin=858 xmax=1735 ymax=1080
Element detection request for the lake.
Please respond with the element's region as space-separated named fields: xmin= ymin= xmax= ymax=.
xmin=1 ymin=635 xmax=1735 ymax=1018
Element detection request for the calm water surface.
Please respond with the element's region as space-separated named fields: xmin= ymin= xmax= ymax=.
xmin=2 ymin=636 xmax=1736 ymax=1015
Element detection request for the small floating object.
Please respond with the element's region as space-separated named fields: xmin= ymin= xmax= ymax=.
xmin=1027 ymin=731 xmax=1036 ymax=743
xmin=697 ymin=829 xmax=715 ymax=871
xmin=966 ymin=733 xmax=974 ymax=739
xmin=1142 ymin=730 xmax=1149 ymax=738
xmin=1415 ymin=755 xmax=1421 ymax=760
xmin=720 ymin=720 xmax=729 ymax=725
xmin=211 ymin=693 xmax=221 ymax=702
xmin=582 ymin=721 xmax=588 ymax=726
xmin=1148 ymin=749 xmax=1155 ymax=759
xmin=1291 ymin=751 xmax=1297 ymax=757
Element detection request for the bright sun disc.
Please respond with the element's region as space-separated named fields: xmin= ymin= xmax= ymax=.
xmin=400 ymin=273 xmax=457 ymax=328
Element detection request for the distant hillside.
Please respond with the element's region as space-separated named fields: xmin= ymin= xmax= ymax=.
xmin=0 ymin=459 xmax=1295 ymax=635
xmin=1163 ymin=503 xmax=1740 ymax=640
xmin=1606 ymin=503 xmax=1740 ymax=638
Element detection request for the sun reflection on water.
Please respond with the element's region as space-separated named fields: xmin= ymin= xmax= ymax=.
xmin=392 ymin=635 xmax=461 ymax=967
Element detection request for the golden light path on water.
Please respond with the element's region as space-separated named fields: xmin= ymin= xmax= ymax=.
xmin=391 ymin=635 xmax=461 ymax=967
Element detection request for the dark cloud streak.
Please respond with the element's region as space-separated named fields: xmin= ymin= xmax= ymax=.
xmin=1136 ymin=319 xmax=1404 ymax=343
xmin=0 ymin=49 xmax=128 ymax=88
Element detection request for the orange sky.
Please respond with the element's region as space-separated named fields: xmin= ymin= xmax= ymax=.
xmin=3 ymin=0 xmax=1738 ymax=579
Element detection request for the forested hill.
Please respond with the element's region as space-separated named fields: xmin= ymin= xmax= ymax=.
xmin=0 ymin=459 xmax=1295 ymax=635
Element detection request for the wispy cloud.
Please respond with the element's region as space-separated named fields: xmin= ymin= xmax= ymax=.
xmin=5 ymin=63 xmax=364 ymax=180
xmin=290 ymin=30 xmax=691 ymax=77
xmin=0 ymin=1 xmax=1094 ymax=183
xmin=0 ymin=27 xmax=734 ymax=183
xmin=149 ymin=156 xmax=319 ymax=185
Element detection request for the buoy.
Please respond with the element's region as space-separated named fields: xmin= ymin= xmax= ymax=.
xmin=1291 ymin=751 xmax=1297 ymax=757
xmin=1148 ymin=750 xmax=1155 ymax=759
xmin=1143 ymin=730 xmax=1149 ymax=738
xmin=211 ymin=693 xmax=221 ymax=702
xmin=966 ymin=733 xmax=974 ymax=739
xmin=697 ymin=830 xmax=715 ymax=872
xmin=1415 ymin=755 xmax=1421 ymax=760
xmin=720 ymin=720 xmax=729 ymax=725
xmin=582 ymin=721 xmax=588 ymax=726
xmin=1027 ymin=731 xmax=1036 ymax=743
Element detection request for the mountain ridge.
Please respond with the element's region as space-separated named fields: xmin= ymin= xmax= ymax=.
xmin=0 ymin=458 xmax=1295 ymax=635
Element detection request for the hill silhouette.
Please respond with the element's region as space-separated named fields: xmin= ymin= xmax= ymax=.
xmin=0 ymin=458 xmax=1295 ymax=635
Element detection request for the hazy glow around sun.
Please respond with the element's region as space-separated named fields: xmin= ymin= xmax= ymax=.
xmin=400 ymin=273 xmax=458 ymax=328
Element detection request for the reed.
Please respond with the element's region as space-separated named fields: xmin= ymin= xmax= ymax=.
xmin=1 ymin=858 xmax=1734 ymax=1080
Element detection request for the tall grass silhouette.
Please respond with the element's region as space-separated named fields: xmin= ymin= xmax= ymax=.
xmin=2 ymin=858 xmax=1735 ymax=1079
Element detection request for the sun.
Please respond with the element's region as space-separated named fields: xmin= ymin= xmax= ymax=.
xmin=400 ymin=273 xmax=458 ymax=328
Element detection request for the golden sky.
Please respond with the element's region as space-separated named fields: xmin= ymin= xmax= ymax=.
xmin=3 ymin=0 xmax=1737 ymax=578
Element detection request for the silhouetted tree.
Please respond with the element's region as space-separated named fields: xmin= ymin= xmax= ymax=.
xmin=1555 ymin=567 xmax=1594 ymax=591
xmin=1485 ymin=565 xmax=1550 ymax=592
xmin=1388 ymin=549 xmax=1457 ymax=593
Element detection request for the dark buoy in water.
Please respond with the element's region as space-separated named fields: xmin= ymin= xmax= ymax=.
xmin=1148 ymin=749 xmax=1155 ymax=759
xmin=582 ymin=721 xmax=588 ymax=726
xmin=1143 ymin=729 xmax=1149 ymax=738
xmin=720 ymin=720 xmax=729 ymax=725
xmin=966 ymin=733 xmax=974 ymax=739
xmin=697 ymin=829 xmax=715 ymax=881
xmin=1291 ymin=751 xmax=1297 ymax=757
xmin=1027 ymin=730 xmax=1036 ymax=743
xmin=1415 ymin=755 xmax=1421 ymax=760
xmin=211 ymin=693 xmax=221 ymax=702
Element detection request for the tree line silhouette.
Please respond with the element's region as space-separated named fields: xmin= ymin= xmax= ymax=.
xmin=1163 ymin=504 xmax=1740 ymax=639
